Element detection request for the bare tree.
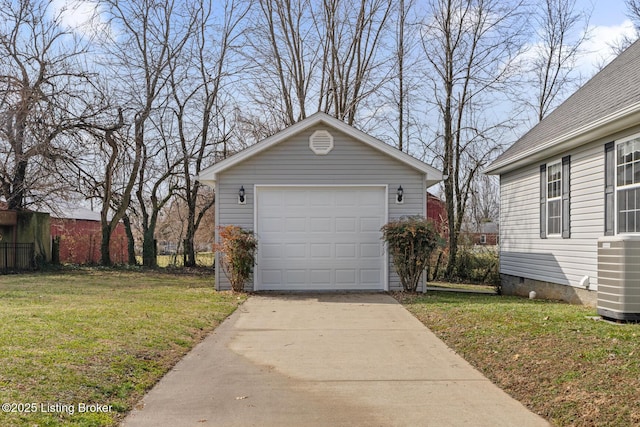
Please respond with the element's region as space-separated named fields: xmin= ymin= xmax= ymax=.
xmin=71 ymin=95 xmax=141 ymax=266
xmin=530 ymin=0 xmax=590 ymax=122
xmin=468 ymin=174 xmax=499 ymax=229
xmin=420 ymin=0 xmax=528 ymax=277
xmin=397 ymin=0 xmax=408 ymax=151
xmin=173 ymin=0 xmax=249 ymax=267
xmin=244 ymin=0 xmax=394 ymax=129
xmin=244 ymin=0 xmax=320 ymax=128
xmin=97 ymin=0 xmax=199 ymax=267
xmin=320 ymin=0 xmax=394 ymax=125
xmin=0 ymin=0 xmax=94 ymax=210
xmin=91 ymin=109 xmax=138 ymax=266
xmin=134 ymin=124 xmax=182 ymax=268
xmin=393 ymin=0 xmax=422 ymax=152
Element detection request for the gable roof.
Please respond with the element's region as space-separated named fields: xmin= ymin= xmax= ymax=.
xmin=486 ymin=39 xmax=640 ymax=175
xmin=198 ymin=111 xmax=443 ymax=186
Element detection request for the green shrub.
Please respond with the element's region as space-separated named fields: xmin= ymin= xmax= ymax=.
xmin=455 ymin=246 xmax=500 ymax=287
xmin=214 ymin=225 xmax=258 ymax=292
xmin=381 ymin=216 xmax=439 ymax=292
xmin=427 ymin=246 xmax=500 ymax=291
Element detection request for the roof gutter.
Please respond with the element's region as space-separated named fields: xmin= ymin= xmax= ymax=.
xmin=485 ymin=101 xmax=640 ymax=175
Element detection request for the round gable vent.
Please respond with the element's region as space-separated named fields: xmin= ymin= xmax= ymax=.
xmin=309 ymin=130 xmax=334 ymax=155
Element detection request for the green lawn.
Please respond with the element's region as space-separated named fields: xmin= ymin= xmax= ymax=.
xmin=427 ymin=281 xmax=496 ymax=292
xmin=398 ymin=291 xmax=640 ymax=427
xmin=135 ymin=253 xmax=215 ymax=268
xmin=0 ymin=269 xmax=244 ymax=427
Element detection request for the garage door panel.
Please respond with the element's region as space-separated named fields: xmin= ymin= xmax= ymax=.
xmin=262 ymin=243 xmax=282 ymax=259
xmin=311 ymin=191 xmax=332 ymax=205
xmin=284 ymin=217 xmax=306 ymax=231
xmin=310 ymin=243 xmax=331 ymax=258
xmin=335 ymin=217 xmax=357 ymax=232
xmin=284 ymin=191 xmax=306 ymax=206
xmin=335 ymin=269 xmax=356 ymax=284
xmin=310 ymin=270 xmax=331 ymax=283
xmin=310 ymin=217 xmax=332 ymax=232
xmin=361 ymin=243 xmax=382 ymax=258
xmin=359 ymin=191 xmax=383 ymax=206
xmin=360 ymin=217 xmax=383 ymax=232
xmin=335 ymin=243 xmax=356 ymax=258
xmin=264 ymin=191 xmax=283 ymax=206
xmin=360 ymin=269 xmax=382 ymax=284
xmin=285 ymin=243 xmax=306 ymax=258
xmin=261 ymin=270 xmax=282 ymax=284
xmin=285 ymin=270 xmax=306 ymax=282
xmin=336 ymin=192 xmax=356 ymax=206
xmin=261 ymin=217 xmax=282 ymax=232
xmin=257 ymin=187 xmax=386 ymax=291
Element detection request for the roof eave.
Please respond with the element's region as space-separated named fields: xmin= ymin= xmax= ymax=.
xmin=486 ymin=102 xmax=640 ymax=175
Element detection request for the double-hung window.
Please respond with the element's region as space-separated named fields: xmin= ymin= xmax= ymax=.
xmin=540 ymin=156 xmax=570 ymax=239
xmin=616 ymin=137 xmax=640 ymax=233
xmin=547 ymin=162 xmax=562 ymax=235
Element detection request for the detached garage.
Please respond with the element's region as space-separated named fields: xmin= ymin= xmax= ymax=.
xmin=198 ymin=112 xmax=442 ymax=292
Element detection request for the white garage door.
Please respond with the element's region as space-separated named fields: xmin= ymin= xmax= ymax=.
xmin=256 ymin=186 xmax=386 ymax=291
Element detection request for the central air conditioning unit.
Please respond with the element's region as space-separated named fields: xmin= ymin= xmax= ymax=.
xmin=597 ymin=236 xmax=640 ymax=321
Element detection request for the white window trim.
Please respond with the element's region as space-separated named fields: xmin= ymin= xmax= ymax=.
xmin=615 ymin=133 xmax=640 ymax=235
xmin=546 ymin=160 xmax=562 ymax=236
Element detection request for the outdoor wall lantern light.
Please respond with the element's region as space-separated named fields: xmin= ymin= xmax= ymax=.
xmin=396 ymin=185 xmax=404 ymax=204
xmin=238 ymin=185 xmax=246 ymax=204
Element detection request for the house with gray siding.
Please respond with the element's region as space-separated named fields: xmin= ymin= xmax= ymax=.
xmin=486 ymin=39 xmax=640 ymax=316
xmin=198 ymin=112 xmax=442 ymax=292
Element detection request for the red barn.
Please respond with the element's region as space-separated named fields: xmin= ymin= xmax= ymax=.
xmin=50 ymin=208 xmax=128 ymax=265
xmin=426 ymin=192 xmax=448 ymax=237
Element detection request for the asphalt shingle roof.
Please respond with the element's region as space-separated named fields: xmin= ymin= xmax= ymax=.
xmin=488 ymin=38 xmax=640 ymax=172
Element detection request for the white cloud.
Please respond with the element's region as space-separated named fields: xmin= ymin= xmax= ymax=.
xmin=575 ymin=19 xmax=637 ymax=77
xmin=50 ymin=0 xmax=109 ymax=38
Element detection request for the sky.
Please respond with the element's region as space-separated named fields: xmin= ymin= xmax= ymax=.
xmin=587 ymin=0 xmax=628 ymax=26
xmin=49 ymin=0 xmax=637 ymax=81
xmin=574 ymin=0 xmax=636 ymax=74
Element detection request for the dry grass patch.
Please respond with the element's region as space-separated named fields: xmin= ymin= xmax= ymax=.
xmin=396 ymin=291 xmax=640 ymax=427
xmin=0 ymin=269 xmax=245 ymax=427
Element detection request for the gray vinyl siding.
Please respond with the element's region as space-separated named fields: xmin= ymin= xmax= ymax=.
xmin=499 ymin=125 xmax=640 ymax=291
xmin=215 ymin=125 xmax=425 ymax=291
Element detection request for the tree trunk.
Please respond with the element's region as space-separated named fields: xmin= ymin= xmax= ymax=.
xmin=141 ymin=226 xmax=157 ymax=267
xmin=184 ymin=199 xmax=197 ymax=266
xmin=122 ymin=214 xmax=137 ymax=265
xmin=8 ymin=113 xmax=28 ymax=210
xmin=184 ymin=236 xmax=195 ymax=267
xmin=101 ymin=223 xmax=112 ymax=266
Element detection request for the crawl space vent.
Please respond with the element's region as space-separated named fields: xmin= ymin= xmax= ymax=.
xmin=309 ymin=130 xmax=334 ymax=155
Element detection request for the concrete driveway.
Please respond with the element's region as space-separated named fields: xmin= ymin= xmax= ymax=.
xmin=122 ymin=294 xmax=549 ymax=427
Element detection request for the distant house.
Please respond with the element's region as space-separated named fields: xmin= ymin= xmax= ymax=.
xmin=50 ymin=207 xmax=128 ymax=264
xmin=485 ymin=39 xmax=640 ymax=315
xmin=461 ymin=221 xmax=499 ymax=246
